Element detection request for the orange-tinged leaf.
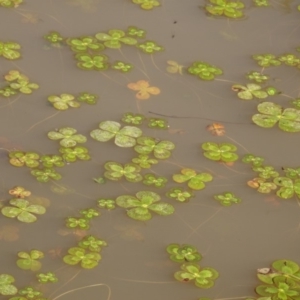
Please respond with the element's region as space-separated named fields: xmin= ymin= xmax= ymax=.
xmin=127 ymin=80 xmax=160 ymax=100
xmin=206 ymin=123 xmax=225 ymax=136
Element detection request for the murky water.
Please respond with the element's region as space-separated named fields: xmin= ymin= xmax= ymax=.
xmin=1 ymin=0 xmax=300 ymax=299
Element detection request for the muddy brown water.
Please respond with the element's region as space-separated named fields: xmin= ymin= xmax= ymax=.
xmin=0 ymin=0 xmax=300 ymax=299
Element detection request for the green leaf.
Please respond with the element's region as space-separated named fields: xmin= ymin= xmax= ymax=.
xmin=0 ymin=274 xmax=18 ymax=296
xmin=272 ymin=259 xmax=299 ymax=274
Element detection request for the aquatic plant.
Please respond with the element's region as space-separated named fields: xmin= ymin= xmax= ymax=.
xmin=252 ymin=54 xmax=281 ymax=67
xmin=97 ymin=199 xmax=116 ymax=210
xmin=36 ymin=272 xmax=58 ymax=283
xmin=134 ymin=136 xmax=175 ymax=159
xmin=132 ymin=154 xmax=158 ymax=169
xmin=90 ymin=120 xmax=142 ymax=147
xmin=246 ymin=71 xmax=269 ymax=83
xmin=0 ymin=86 xmax=17 ymax=97
xmin=121 ymin=112 xmax=145 ymax=125
xmin=214 ymin=192 xmax=241 ymax=206
xmin=18 ymin=286 xmax=43 ymax=299
xmin=1 ymin=199 xmax=46 ymax=223
xmin=247 ymin=178 xmax=277 ymax=193
xmin=95 ymin=29 xmax=137 ymax=49
xmin=66 ymin=36 xmax=104 ymax=52
xmin=116 ymin=191 xmax=174 ymax=221
xmin=252 ymin=165 xmax=279 ymax=179
xmin=0 ymin=0 xmax=23 ymax=8
xmin=291 ymin=98 xmax=300 ymax=109
xmin=93 ymin=177 xmax=106 ymax=184
xmin=75 ymin=53 xmax=109 ymax=70
xmin=48 ymin=93 xmax=80 ymax=110
xmin=273 ymin=177 xmax=300 ymax=199
xmin=173 ymin=168 xmax=213 ymax=190
xmin=40 ymin=155 xmax=65 ymax=168
xmin=253 ymin=0 xmax=269 ymax=6
xmin=174 ymin=263 xmax=219 ymax=288
xmin=78 ymin=235 xmax=107 ymax=252
xmin=148 ymin=118 xmax=168 ymax=129
xmin=252 ymin=102 xmax=300 ymax=132
xmin=278 ymin=54 xmax=300 ymax=66
xmin=77 ymin=92 xmax=98 ymax=104
xmin=204 ymin=0 xmax=245 ymax=18
xmin=44 ymin=31 xmax=64 ymax=44
xmin=132 ymin=0 xmax=160 ymax=10
xmin=127 ymin=26 xmax=146 ymax=38
xmin=111 ymin=61 xmax=133 ymax=72
xmin=166 ymin=244 xmax=202 ymax=263
xmin=79 ymin=208 xmax=99 ymax=219
xmin=188 ymin=61 xmax=223 ymax=80
xmin=282 ymin=167 xmax=300 ymax=179
xmin=63 ymin=247 xmax=101 ymax=269
xmin=0 ymin=274 xmax=17 ymax=295
xmin=231 ymin=83 xmax=268 ymax=100
xmin=66 ymin=217 xmax=90 ymax=230
xmin=0 ymin=41 xmax=21 ymax=60
xmin=104 ymin=161 xmax=142 ymax=182
xmin=206 ymin=123 xmax=225 ymax=136
xmin=166 ymin=60 xmax=184 ymax=74
xmin=143 ymin=173 xmax=168 ymax=188
xmin=137 ymin=41 xmax=164 ymax=53
xmin=9 ymin=78 xmax=39 ymax=94
xmin=166 ymin=187 xmax=194 ymax=202
xmin=202 ymin=142 xmax=239 ymax=162
xmin=16 ymin=250 xmax=44 ymax=271
xmin=8 ymin=186 xmax=31 ymax=198
xmin=242 ymin=154 xmax=264 ymax=167
xmin=127 ymin=80 xmax=161 ymax=100
xmin=48 ymin=127 xmax=87 ymax=147
xmin=31 ymin=168 xmax=62 ymax=182
xmin=59 ymin=146 xmax=91 ymax=162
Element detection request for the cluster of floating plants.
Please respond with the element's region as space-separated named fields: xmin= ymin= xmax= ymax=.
xmin=166 ymin=243 xmax=219 ymax=289
xmin=43 ymin=26 xmax=163 ymax=72
xmin=204 ymin=0 xmax=245 ymax=19
xmin=200 ymin=259 xmax=300 ymax=300
xmin=0 ymin=70 xmax=39 ymax=97
xmin=48 ymin=92 xmax=98 ymax=110
xmin=243 ymin=154 xmax=300 ymax=199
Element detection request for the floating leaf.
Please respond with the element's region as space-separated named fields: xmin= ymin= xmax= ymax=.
xmin=127 ymin=80 xmax=160 ymax=100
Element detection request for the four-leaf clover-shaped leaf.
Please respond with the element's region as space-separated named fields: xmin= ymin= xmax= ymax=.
xmin=9 ymin=79 xmax=39 ymax=94
xmin=78 ymin=235 xmax=107 ymax=252
xmin=90 ymin=121 xmax=142 ymax=147
xmin=252 ymin=54 xmax=281 ymax=67
xmin=188 ymin=61 xmax=223 ymax=80
xmin=137 ymin=41 xmax=164 ymax=53
xmin=31 ymin=168 xmax=62 ymax=182
xmin=0 ymin=42 xmax=21 ymax=60
xmin=127 ymin=80 xmax=161 ymax=100
xmin=134 ymin=136 xmax=175 ymax=159
xmin=166 ymin=244 xmax=202 ymax=263
xmin=247 ymin=178 xmax=277 ymax=194
xmin=75 ymin=53 xmax=109 ymax=70
xmin=16 ymin=250 xmax=44 ymax=271
xmin=205 ymin=0 xmax=245 ymax=19
xmin=202 ymin=142 xmax=238 ymax=162
xmin=36 ymin=272 xmax=58 ymax=283
xmin=95 ymin=30 xmax=137 ymax=49
xmin=116 ymin=191 xmax=174 ymax=221
xmin=166 ymin=187 xmax=194 ymax=202
xmin=104 ymin=161 xmax=142 ymax=182
xmin=59 ymin=146 xmax=91 ymax=162
xmin=63 ymin=247 xmax=101 ymax=269
xmin=132 ymin=0 xmax=160 ymax=10
xmin=252 ymin=102 xmax=300 ymax=132
xmin=48 ymin=93 xmax=80 ymax=110
xmin=273 ymin=177 xmax=300 ymax=199
xmin=143 ymin=173 xmax=167 ymax=188
xmin=0 ymin=274 xmax=18 ymax=296
xmin=232 ymin=83 xmax=268 ymax=100
xmin=173 ymin=168 xmax=213 ymax=190
xmin=214 ymin=192 xmax=241 ymax=206
xmin=48 ymin=127 xmax=87 ymax=147
xmin=1 ymin=199 xmax=46 ymax=223
xmin=9 ymin=151 xmax=40 ymax=168
xmin=174 ymin=263 xmax=219 ymax=289
xmin=66 ymin=36 xmax=105 ymax=52
xmin=132 ymin=154 xmax=158 ymax=168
